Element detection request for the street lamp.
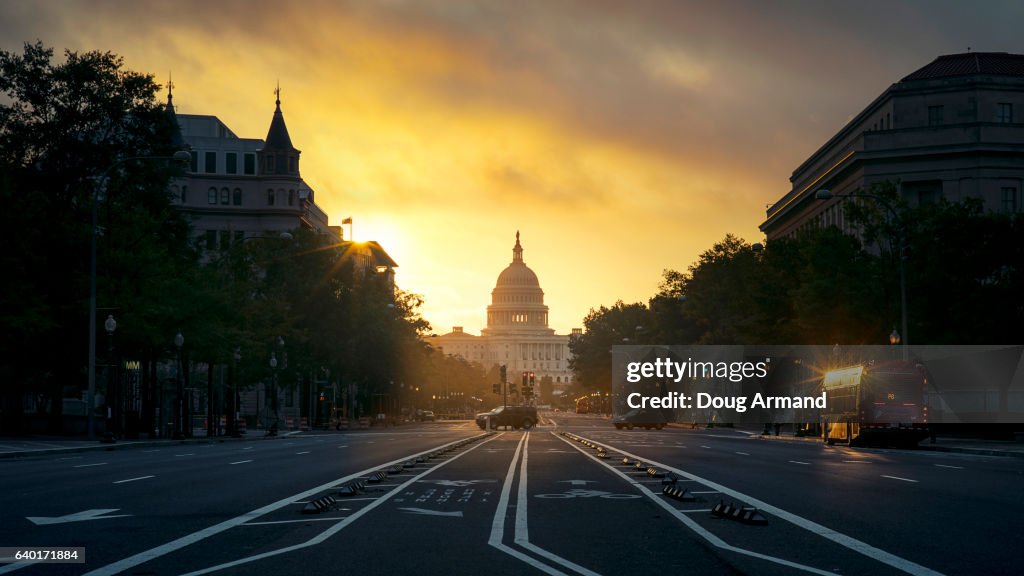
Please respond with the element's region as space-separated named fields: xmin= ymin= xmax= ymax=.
xmin=815 ymin=188 xmax=908 ymax=357
xmin=173 ymin=331 xmax=185 ymax=440
xmin=87 ymin=150 xmax=190 ymax=440
xmin=230 ymin=347 xmax=242 ymax=437
xmin=103 ymin=314 xmax=117 ymax=442
xmin=268 ymin=351 xmax=278 ymax=436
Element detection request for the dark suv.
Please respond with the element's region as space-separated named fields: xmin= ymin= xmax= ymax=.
xmin=475 ymin=406 xmax=538 ymax=430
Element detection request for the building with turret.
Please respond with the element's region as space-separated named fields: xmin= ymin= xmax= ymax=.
xmin=433 ymin=233 xmax=577 ymax=398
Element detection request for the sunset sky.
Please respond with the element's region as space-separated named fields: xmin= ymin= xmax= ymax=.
xmin=3 ymin=1 xmax=1022 ymax=335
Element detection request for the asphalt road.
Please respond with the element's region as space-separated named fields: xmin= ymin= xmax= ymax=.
xmin=0 ymin=415 xmax=1020 ymax=575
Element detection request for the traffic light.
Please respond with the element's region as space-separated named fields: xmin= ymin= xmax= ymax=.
xmin=529 ymin=372 xmax=535 ymax=386
xmin=522 ymin=371 xmax=528 ymax=387
xmin=500 ymin=364 xmax=507 ymax=383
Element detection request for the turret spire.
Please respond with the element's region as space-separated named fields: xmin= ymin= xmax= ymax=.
xmin=513 ymin=230 xmax=523 ymax=263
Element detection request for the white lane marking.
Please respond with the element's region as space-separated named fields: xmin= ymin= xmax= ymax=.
xmin=700 ymin=445 xmax=711 ymax=449
xmin=143 ymin=450 xmax=160 ymax=453
xmin=243 ymin=517 xmax=347 ymax=526
xmin=296 ymin=451 xmax=310 ymax=455
xmin=572 ymin=434 xmax=943 ymax=576
xmin=514 ymin=434 xmax=602 ymax=576
xmin=173 ymin=434 xmax=497 ymax=576
xmin=73 ymin=463 xmax=108 ymax=468
xmin=680 ymin=509 xmax=714 ymax=513
xmin=337 ymin=445 xmax=348 ymax=448
xmin=881 ymin=475 xmax=919 ymax=483
xmin=27 ymin=509 xmax=131 ymax=526
xmin=398 ymin=508 xmax=463 ymax=517
xmin=242 ymin=447 xmax=253 ymax=450
xmin=229 ymin=460 xmax=252 ymax=465
xmin=489 ymin=434 xmax=569 ymax=575
xmin=934 ymin=464 xmax=963 ymax=470
xmin=735 ymin=452 xmax=750 ymax=456
xmin=113 ymin=476 xmax=154 ymax=484
xmin=175 ymin=454 xmax=195 ymax=457
xmin=789 ymin=460 xmax=811 ymax=465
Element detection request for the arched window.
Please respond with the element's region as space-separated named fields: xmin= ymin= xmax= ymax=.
xmin=233 ymin=188 xmax=242 ymax=206
xmin=220 ymin=187 xmax=230 ymax=205
xmin=267 ymin=189 xmax=275 ymax=206
xmin=208 ymin=187 xmax=217 ymax=204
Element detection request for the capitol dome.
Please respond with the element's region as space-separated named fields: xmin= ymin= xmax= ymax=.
xmin=484 ymin=232 xmax=553 ymax=336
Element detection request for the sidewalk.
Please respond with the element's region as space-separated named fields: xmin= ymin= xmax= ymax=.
xmin=749 ymin=428 xmax=1024 ymax=458
xmin=0 ymin=432 xmax=292 ymax=459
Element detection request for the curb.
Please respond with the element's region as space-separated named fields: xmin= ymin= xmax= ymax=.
xmin=0 ymin=434 xmax=281 ymax=460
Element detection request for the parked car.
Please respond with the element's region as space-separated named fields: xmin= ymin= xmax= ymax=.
xmin=613 ymin=408 xmax=667 ymax=430
xmin=475 ymin=405 xmax=538 ymax=430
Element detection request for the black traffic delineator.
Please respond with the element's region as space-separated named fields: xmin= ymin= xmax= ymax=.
xmin=633 ymin=462 xmax=646 ymax=471
xmin=366 ymin=471 xmax=387 ymax=483
xmin=662 ymin=485 xmax=696 ymax=502
xmin=302 ymin=495 xmax=337 ymax=514
xmin=662 ymin=472 xmax=679 ymax=485
xmin=711 ymin=500 xmax=768 ymax=525
xmin=646 ymin=467 xmax=665 ymax=478
xmin=337 ymin=480 xmax=366 ymax=497
xmin=387 ymin=465 xmax=404 ymax=475
xmin=621 ymin=457 xmax=632 ymax=466
xmin=402 ymin=460 xmax=416 ymax=468
xmin=597 ymin=451 xmax=609 ymax=459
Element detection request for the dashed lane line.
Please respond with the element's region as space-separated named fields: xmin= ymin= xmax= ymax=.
xmin=113 ymin=476 xmax=154 ymax=484
xmin=881 ymin=475 xmax=919 ymax=483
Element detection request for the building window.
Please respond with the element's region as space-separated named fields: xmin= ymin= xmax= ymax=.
xmin=220 ymin=187 xmax=229 ymax=205
xmin=267 ymin=189 xmax=275 ymax=206
xmin=226 ymin=152 xmax=238 ymax=174
xmin=997 ymin=103 xmax=1013 ymax=124
xmin=208 ymin=187 xmax=217 ymax=204
xmin=928 ymin=105 xmax=944 ymax=126
xmin=190 ymin=151 xmax=198 ymax=173
xmin=205 ymin=151 xmax=217 ymax=173
xmin=1002 ymin=187 xmax=1018 ymax=213
xmin=233 ymin=188 xmax=242 ymax=205
xmin=244 ymin=153 xmax=256 ymax=175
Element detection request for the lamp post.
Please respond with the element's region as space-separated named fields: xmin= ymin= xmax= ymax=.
xmin=173 ymin=331 xmax=185 ymax=440
xmin=816 ymin=189 xmax=908 ymax=358
xmin=87 ymin=151 xmax=190 ymax=440
xmin=103 ymin=314 xmax=117 ymax=441
xmin=269 ymin=352 xmax=278 ymax=436
xmin=230 ymin=347 xmax=241 ymax=437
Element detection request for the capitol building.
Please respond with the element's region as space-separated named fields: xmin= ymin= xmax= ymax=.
xmin=433 ymin=233 xmax=578 ymax=396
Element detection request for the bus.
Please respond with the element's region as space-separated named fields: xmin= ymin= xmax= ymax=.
xmin=821 ymin=360 xmax=930 ymax=447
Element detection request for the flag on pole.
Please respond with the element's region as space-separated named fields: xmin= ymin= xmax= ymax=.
xmin=341 ymin=216 xmax=352 ymax=224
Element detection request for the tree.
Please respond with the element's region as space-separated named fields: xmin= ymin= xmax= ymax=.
xmin=0 ymin=41 xmax=193 ymax=434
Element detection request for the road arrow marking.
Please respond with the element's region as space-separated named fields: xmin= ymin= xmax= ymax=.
xmin=27 ymin=509 xmax=131 ymax=526
xmin=397 ymin=507 xmax=463 ymax=517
